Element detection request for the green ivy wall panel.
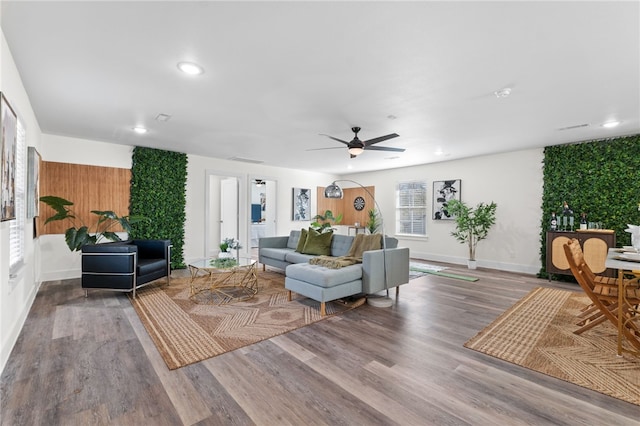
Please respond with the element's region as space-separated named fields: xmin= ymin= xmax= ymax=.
xmin=541 ymin=134 xmax=640 ymax=277
xmin=130 ymin=147 xmax=188 ymax=269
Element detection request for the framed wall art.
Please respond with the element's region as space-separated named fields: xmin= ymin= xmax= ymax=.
xmin=27 ymin=146 xmax=41 ymax=218
xmin=433 ymin=179 xmax=461 ymax=220
xmin=292 ymin=187 xmax=311 ymax=221
xmin=1 ymin=92 xmax=17 ymax=221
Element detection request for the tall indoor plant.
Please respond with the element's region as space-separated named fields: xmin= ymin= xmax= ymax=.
xmin=447 ymin=199 xmax=497 ymax=269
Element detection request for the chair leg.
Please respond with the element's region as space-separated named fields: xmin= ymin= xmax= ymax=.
xmin=574 ymin=315 xmax=609 ymax=335
xmin=85 ymin=289 xmax=88 ymax=298
xmin=396 ymin=286 xmax=400 ymax=297
xmin=288 ymin=290 xmax=292 ymax=301
xmin=320 ymin=301 xmax=326 ymax=316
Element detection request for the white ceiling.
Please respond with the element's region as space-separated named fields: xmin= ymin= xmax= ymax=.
xmin=2 ymin=1 xmax=638 ymax=175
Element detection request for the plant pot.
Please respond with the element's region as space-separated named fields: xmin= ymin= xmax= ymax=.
xmin=218 ymin=251 xmax=234 ymax=259
xmin=467 ymin=259 xmax=477 ymax=270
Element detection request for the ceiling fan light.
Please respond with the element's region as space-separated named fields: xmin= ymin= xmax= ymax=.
xmin=348 ymin=146 xmax=364 ymax=156
xmin=324 ymin=182 xmax=343 ymax=199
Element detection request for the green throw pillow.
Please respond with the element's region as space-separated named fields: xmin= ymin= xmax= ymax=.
xmin=295 ymin=228 xmax=308 ymax=253
xmin=302 ymin=229 xmax=333 ymax=256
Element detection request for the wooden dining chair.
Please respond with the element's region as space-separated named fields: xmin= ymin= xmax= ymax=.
xmin=563 ymin=239 xmax=640 ymax=352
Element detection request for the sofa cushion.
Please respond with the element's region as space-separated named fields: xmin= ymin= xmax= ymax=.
xmin=295 ymin=228 xmax=308 ymax=253
xmin=285 ymin=251 xmax=315 ymax=264
xmin=286 ymin=263 xmax=362 ymax=288
xmin=331 ymin=234 xmax=355 ymax=257
xmin=302 ymin=229 xmax=333 ymax=255
xmin=137 ymin=258 xmax=166 ymax=276
xmin=286 ymin=230 xmax=302 ymax=250
xmin=260 ymin=247 xmax=293 ymax=261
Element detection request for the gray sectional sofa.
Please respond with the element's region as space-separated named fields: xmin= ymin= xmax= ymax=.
xmin=259 ymin=230 xmax=410 ymax=315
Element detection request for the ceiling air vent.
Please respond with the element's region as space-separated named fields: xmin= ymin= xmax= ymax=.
xmin=229 ymin=156 xmax=264 ymax=164
xmin=558 ymin=123 xmax=590 ymax=131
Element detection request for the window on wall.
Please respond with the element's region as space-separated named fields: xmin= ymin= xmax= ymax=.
xmin=396 ymin=180 xmax=427 ymax=236
xmin=9 ymin=119 xmax=26 ymax=275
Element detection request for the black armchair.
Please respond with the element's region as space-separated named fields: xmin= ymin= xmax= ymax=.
xmin=81 ymin=239 xmax=172 ymax=298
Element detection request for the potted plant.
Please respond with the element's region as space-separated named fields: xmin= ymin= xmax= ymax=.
xmin=219 ymin=237 xmax=242 ymax=258
xmin=310 ymin=210 xmax=343 ymax=233
xmin=40 ymin=195 xmax=146 ymax=252
xmin=366 ymin=208 xmax=380 ymax=234
xmin=447 ymin=199 xmax=497 ymax=269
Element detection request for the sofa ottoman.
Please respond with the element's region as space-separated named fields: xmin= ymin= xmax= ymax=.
xmin=285 ymin=262 xmax=363 ymax=316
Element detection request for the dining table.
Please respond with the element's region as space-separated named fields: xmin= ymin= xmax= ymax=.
xmin=604 ymin=247 xmax=640 ymax=357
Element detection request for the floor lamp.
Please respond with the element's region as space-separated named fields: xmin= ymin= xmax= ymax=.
xmin=324 ymin=180 xmax=393 ymax=308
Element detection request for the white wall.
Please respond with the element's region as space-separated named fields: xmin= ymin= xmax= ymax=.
xmin=344 ymin=149 xmax=544 ymax=274
xmin=0 ymin=25 xmax=43 ymax=373
xmin=185 ymin=154 xmax=336 ymax=262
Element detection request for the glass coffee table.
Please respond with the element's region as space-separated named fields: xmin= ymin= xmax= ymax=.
xmin=187 ymin=257 xmax=258 ymax=305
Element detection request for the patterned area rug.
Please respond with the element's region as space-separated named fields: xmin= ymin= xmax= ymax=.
xmin=130 ymin=271 xmax=365 ymax=370
xmin=465 ymin=287 xmax=640 ymax=406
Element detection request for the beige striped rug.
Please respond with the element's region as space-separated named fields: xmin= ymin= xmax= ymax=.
xmin=129 ymin=271 xmax=364 ymax=370
xmin=464 ymin=287 xmax=640 ymax=406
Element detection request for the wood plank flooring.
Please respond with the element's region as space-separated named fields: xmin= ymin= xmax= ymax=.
xmin=2 ymin=262 xmax=639 ymax=425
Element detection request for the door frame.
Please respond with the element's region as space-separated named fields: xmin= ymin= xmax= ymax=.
xmin=247 ymin=174 xmax=278 ymax=247
xmin=204 ymin=170 xmax=245 ymax=258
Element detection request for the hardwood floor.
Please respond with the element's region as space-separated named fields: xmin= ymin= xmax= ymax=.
xmin=2 ymin=262 xmax=639 ymax=425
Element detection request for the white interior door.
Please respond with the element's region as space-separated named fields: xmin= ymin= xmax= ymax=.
xmin=220 ymin=177 xmax=239 ymax=249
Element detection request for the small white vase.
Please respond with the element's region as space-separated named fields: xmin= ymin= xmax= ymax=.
xmin=467 ymin=259 xmax=477 ymax=270
xmin=218 ymin=251 xmax=233 ymax=259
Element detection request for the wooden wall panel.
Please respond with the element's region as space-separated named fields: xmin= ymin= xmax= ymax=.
xmin=37 ymin=161 xmax=131 ymax=236
xmin=316 ymin=186 xmax=375 ymax=226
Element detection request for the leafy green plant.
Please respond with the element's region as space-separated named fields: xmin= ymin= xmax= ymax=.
xmin=220 ymin=237 xmax=242 ymax=252
xmin=447 ymin=199 xmax=497 ymax=261
xmin=311 ymin=210 xmax=343 ymax=233
xmin=366 ymin=208 xmax=380 ymax=234
xmin=40 ymin=195 xmax=146 ymax=251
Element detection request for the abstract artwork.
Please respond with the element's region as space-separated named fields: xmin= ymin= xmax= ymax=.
xmin=1 ymin=92 xmax=17 ymax=221
xmin=433 ymin=179 xmax=461 ymax=220
xmin=292 ymin=187 xmax=310 ymax=221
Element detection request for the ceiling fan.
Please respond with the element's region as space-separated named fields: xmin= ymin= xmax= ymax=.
xmin=309 ymin=127 xmax=404 ymax=158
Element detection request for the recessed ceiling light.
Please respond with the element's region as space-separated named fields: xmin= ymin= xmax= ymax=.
xmin=494 ymin=88 xmax=511 ymax=98
xmin=177 ymin=61 xmax=204 ymax=75
xmin=133 ymin=126 xmax=148 ymax=134
xmin=602 ymin=121 xmax=621 ymax=128
xmin=434 ymin=149 xmax=444 ymax=156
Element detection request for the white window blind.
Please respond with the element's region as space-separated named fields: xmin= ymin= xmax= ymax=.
xmin=9 ymin=119 xmax=26 ymax=274
xmin=396 ymin=180 xmax=427 ymax=236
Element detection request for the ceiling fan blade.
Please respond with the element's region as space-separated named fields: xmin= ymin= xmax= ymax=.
xmin=363 ymin=133 xmax=399 ymax=146
xmin=306 ymin=147 xmax=344 ymax=151
xmin=319 ymin=134 xmax=350 ymax=145
xmin=365 ymin=145 xmax=406 ymax=152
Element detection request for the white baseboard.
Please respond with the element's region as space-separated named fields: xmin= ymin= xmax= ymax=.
xmin=0 ymin=279 xmax=41 ymax=375
xmin=409 ymin=251 xmax=539 ymax=275
xmin=41 ymin=268 xmax=81 ymax=282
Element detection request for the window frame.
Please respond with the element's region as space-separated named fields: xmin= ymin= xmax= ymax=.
xmin=395 ymin=180 xmax=428 ymax=237
xmin=9 ymin=119 xmax=26 ymax=275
